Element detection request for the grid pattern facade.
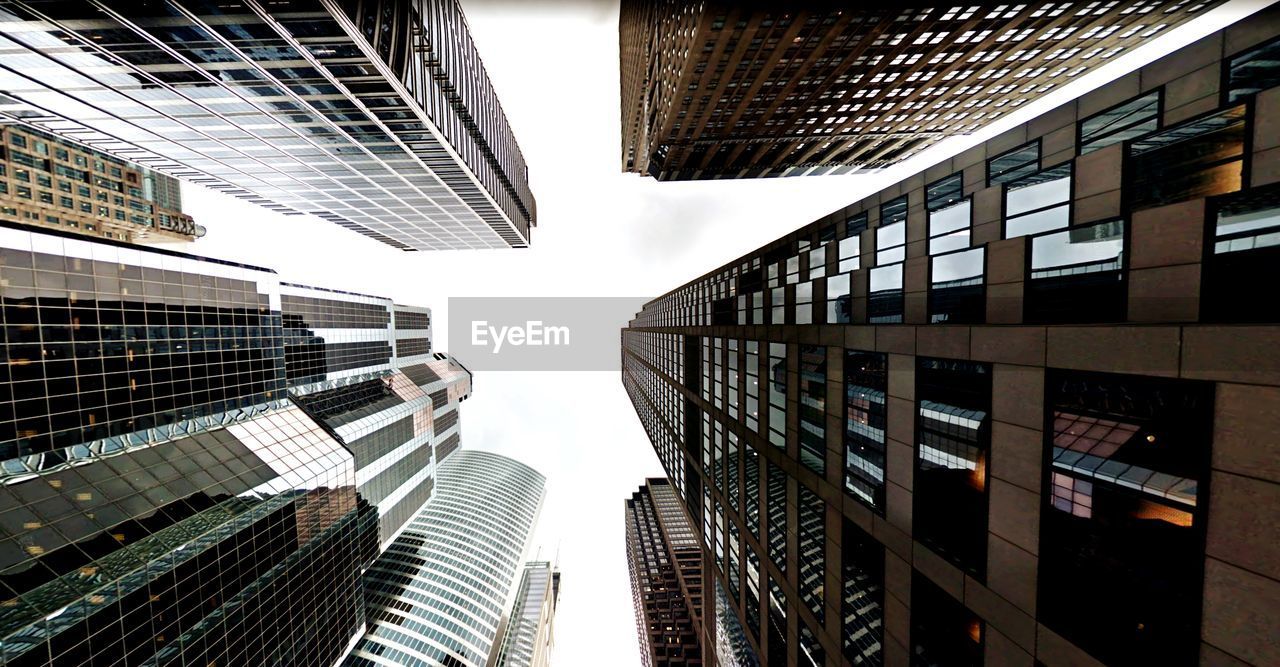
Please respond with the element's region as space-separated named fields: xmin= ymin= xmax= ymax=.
xmin=0 ymin=221 xmax=470 ymax=666
xmin=622 ymin=9 xmax=1280 ymax=666
xmin=0 ymin=0 xmax=535 ymax=250
xmin=0 ymin=124 xmax=200 ymax=244
xmin=620 ymin=0 xmax=1226 ymax=181
xmin=491 ymin=561 xmax=559 ymax=667
xmin=627 ymin=478 xmax=704 ymax=667
xmin=347 ymin=449 xmax=545 ymax=667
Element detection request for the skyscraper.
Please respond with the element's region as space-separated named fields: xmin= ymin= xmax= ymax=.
xmin=490 ymin=561 xmax=561 ymax=667
xmin=0 ymin=221 xmax=378 ymax=666
xmin=1 ymin=124 xmax=203 ymax=244
xmin=0 ymin=212 xmax=471 ymax=664
xmin=620 ymin=0 xmax=1229 ymax=181
xmin=622 ymin=7 xmax=1280 ymax=666
xmin=0 ymin=0 xmax=536 ymax=250
xmin=347 ymin=449 xmax=546 ymax=667
xmin=626 ymin=478 xmax=704 ymax=667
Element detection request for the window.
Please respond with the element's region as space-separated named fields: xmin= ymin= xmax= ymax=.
xmin=841 ymin=518 xmax=884 ymax=665
xmin=1203 ymin=184 xmax=1280 ymax=321
xmin=877 ymin=196 xmax=908 ymax=264
xmin=846 ymin=211 xmax=869 ymax=237
xmin=767 ymin=576 xmax=788 ymax=665
xmin=1026 ymin=219 xmax=1126 ymax=323
xmin=911 ymin=571 xmax=983 ymax=666
xmin=1225 ymin=36 xmax=1280 ymax=103
xmin=745 ymin=546 xmax=762 ymax=639
xmin=766 ymin=462 xmax=787 ymax=570
xmin=1039 ymin=370 xmax=1212 ymax=666
xmin=746 ymin=341 xmax=761 ymax=433
xmin=1129 ymin=105 xmax=1246 ymax=211
xmin=728 ymin=340 xmax=740 ymax=421
xmin=796 ymin=279 xmax=815 ymax=324
xmin=799 ymin=621 xmax=824 ymax=667
xmin=798 ymin=346 xmax=825 ymax=475
xmin=914 ymin=358 xmax=991 ymax=578
xmin=929 ymin=247 xmax=986 ymax=324
xmin=798 ymin=485 xmax=824 ymax=624
xmin=927 ymin=173 xmax=971 ymax=254
xmin=844 ymin=351 xmax=887 ymax=512
xmin=1079 ymin=91 xmax=1160 ymax=154
xmin=767 ymin=343 xmax=787 ymax=449
xmin=826 ymin=273 xmax=851 ymax=324
xmin=9 ymin=133 xmax=26 ymax=148
xmin=1004 ymin=163 xmax=1071 ymax=239
xmin=868 ymin=264 xmax=903 ymax=323
xmin=744 ymin=444 xmax=760 ymax=539
xmin=987 ymin=140 xmax=1040 ymax=186
xmin=807 ymin=246 xmax=826 ymax=280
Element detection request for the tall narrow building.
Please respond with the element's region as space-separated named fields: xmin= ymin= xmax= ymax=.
xmin=622 ymin=8 xmax=1280 ymax=666
xmin=0 ymin=0 xmax=536 ymax=250
xmin=626 ymin=478 xmax=704 ymax=667
xmin=490 ymin=561 xmax=561 ymax=667
xmin=347 ymin=450 xmax=546 ymax=667
xmin=620 ymin=0 xmax=1229 ymax=181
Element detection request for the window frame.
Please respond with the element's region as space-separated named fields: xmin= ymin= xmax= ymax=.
xmin=986 ymin=138 xmax=1041 ymax=188
xmin=1076 ymin=89 xmax=1163 ymax=156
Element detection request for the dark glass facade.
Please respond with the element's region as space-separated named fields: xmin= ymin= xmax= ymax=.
xmin=0 ymin=221 xmax=464 ymax=665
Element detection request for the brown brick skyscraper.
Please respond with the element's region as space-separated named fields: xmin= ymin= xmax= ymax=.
xmin=620 ymin=0 xmax=1228 ymax=181
xmin=627 ymin=478 xmax=705 ymax=666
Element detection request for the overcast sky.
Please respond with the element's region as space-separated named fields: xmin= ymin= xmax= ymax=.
xmin=177 ymin=1 xmax=1263 ymax=663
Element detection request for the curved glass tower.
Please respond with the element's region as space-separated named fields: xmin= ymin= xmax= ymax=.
xmin=346 ymin=450 xmax=546 ymax=667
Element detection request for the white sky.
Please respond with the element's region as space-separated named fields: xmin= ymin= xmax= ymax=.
xmin=176 ymin=1 xmax=1263 ymax=663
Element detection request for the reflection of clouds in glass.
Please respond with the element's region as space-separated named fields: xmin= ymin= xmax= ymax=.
xmin=869 ymin=263 xmax=903 ymax=292
xmin=1032 ymin=221 xmax=1124 ymax=270
xmin=1007 ymin=174 xmax=1071 ymax=215
xmin=931 ymin=247 xmax=984 ymax=284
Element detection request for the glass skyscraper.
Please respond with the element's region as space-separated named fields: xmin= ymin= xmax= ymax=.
xmin=347 ymin=449 xmax=546 ymax=667
xmin=0 ymin=0 xmax=536 ymax=251
xmin=0 ymin=216 xmax=470 ymax=665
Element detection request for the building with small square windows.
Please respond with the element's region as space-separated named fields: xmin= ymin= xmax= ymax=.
xmin=627 ymin=478 xmax=706 ymax=667
xmin=622 ymin=7 xmax=1280 ymax=665
xmin=0 ymin=124 xmax=202 ymax=244
xmin=620 ymin=0 xmax=1232 ymax=181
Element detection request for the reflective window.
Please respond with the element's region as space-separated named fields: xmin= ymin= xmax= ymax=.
xmin=799 ymin=621 xmax=825 ymax=667
xmin=1004 ymin=163 xmax=1071 ymax=239
xmin=911 ymin=571 xmax=984 ymax=666
xmin=929 ymin=247 xmax=986 ymax=324
xmin=767 ymin=462 xmax=787 ymax=571
xmin=987 ymin=141 xmax=1040 ymax=186
xmin=1079 ymin=91 xmax=1160 ymax=154
xmin=768 ymin=343 xmax=787 ymax=449
xmin=827 ymin=273 xmax=852 ymax=324
xmin=842 ymin=518 xmax=884 ymax=665
xmin=798 ymin=346 xmax=826 ymax=475
xmin=746 ymin=341 xmax=761 ymax=432
xmin=878 ymin=197 xmax=908 ymax=266
xmin=744 ymin=443 xmax=761 ymax=540
xmin=1226 ymin=36 xmax=1280 ymax=103
xmin=1025 ymin=219 xmax=1127 ymax=323
xmin=1203 ymin=184 xmax=1280 ymax=321
xmin=927 ymin=173 xmax=970 ymax=255
xmin=868 ymin=263 xmax=904 ymax=324
xmin=1040 ymin=370 xmax=1212 ymax=665
xmin=846 ymin=211 xmax=869 ymax=238
xmin=844 ymin=350 xmax=888 ymax=512
xmin=767 ymin=576 xmax=788 ymax=665
xmin=1129 ymin=105 xmax=1246 ymax=211
xmin=798 ymin=484 xmax=825 ymax=624
xmin=839 ymin=235 xmax=861 ymax=273
xmin=796 ymin=279 xmax=816 ymax=324
xmin=914 ymin=358 xmax=992 ymax=578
